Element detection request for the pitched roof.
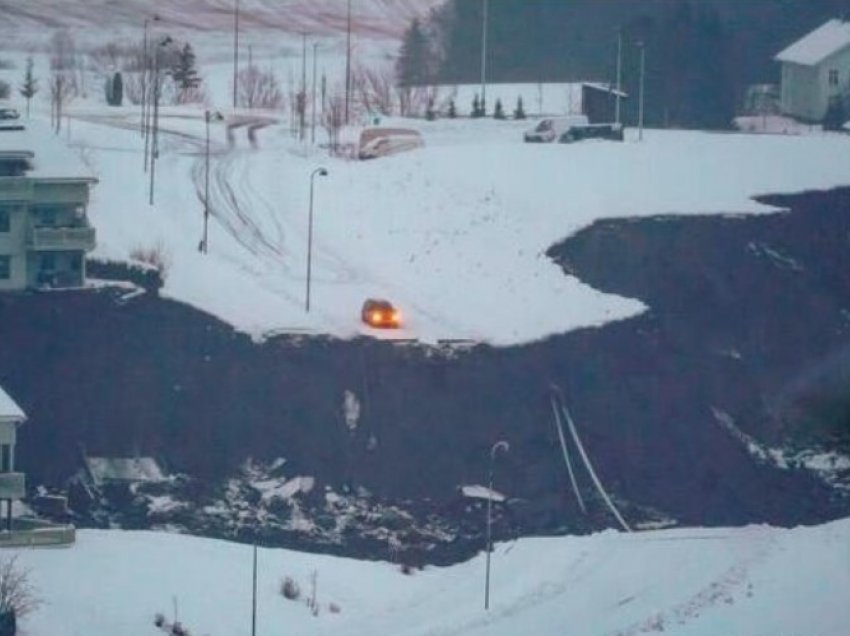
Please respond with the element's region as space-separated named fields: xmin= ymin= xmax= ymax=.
xmin=0 ymin=386 xmax=25 ymax=423
xmin=776 ymin=19 xmax=850 ymax=66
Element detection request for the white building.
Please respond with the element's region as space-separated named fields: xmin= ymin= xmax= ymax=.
xmin=775 ymin=18 xmax=850 ymax=121
xmin=0 ymin=121 xmax=97 ymax=291
xmin=0 ymin=385 xmax=26 ymax=532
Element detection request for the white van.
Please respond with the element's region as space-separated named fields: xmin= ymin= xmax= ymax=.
xmin=523 ymin=115 xmax=589 ymax=143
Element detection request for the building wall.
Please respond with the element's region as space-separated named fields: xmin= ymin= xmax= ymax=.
xmin=781 ymin=62 xmax=820 ymax=120
xmin=0 ymin=203 xmax=28 ymax=290
xmin=0 ymin=179 xmax=93 ymax=291
xmin=781 ymin=45 xmax=850 ymax=121
xmin=816 ymin=45 xmax=850 ymax=118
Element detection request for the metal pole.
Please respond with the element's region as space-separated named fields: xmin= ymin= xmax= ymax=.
xmin=615 ymin=29 xmax=623 ymax=125
xmin=203 ymin=111 xmax=210 ymax=253
xmin=484 ymin=440 xmax=509 ymax=611
xmin=251 ymin=540 xmax=257 ymax=636
xmin=233 ymin=0 xmax=240 ymax=109
xmin=301 ymin=33 xmax=307 ymax=142
xmin=344 ymin=0 xmax=351 ymax=124
xmin=306 ymin=168 xmax=327 ymax=312
xmin=149 ymin=47 xmax=160 ymax=206
xmin=638 ymin=42 xmax=645 ymax=142
xmin=141 ymin=19 xmax=148 ymax=136
xmin=480 ymin=0 xmax=489 ymax=113
xmin=311 ymin=42 xmax=318 ymax=144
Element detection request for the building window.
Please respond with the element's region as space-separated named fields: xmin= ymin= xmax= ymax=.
xmin=0 ymin=445 xmax=10 ymax=472
xmin=40 ymin=253 xmax=56 ymax=271
xmin=0 ymin=209 xmax=8 ymax=233
xmin=829 ymin=69 xmax=839 ymax=86
xmin=0 ymin=255 xmax=10 ymax=280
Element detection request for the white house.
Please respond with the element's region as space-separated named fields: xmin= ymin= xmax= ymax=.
xmin=0 ymin=121 xmax=97 ymax=291
xmin=775 ymin=18 xmax=850 ymax=121
xmin=0 ymin=385 xmax=26 ymax=532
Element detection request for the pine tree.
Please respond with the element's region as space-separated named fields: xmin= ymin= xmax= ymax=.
xmin=396 ymin=18 xmax=431 ymax=87
xmin=493 ymin=98 xmax=505 ymax=119
xmin=425 ymin=97 xmax=437 ymax=121
xmin=448 ymin=99 xmax=457 ymax=119
xmin=19 ymin=57 xmax=37 ymax=119
xmin=471 ymin=94 xmax=481 ymax=118
xmin=479 ymin=95 xmax=486 ymax=117
xmin=171 ymin=43 xmax=201 ymax=91
xmin=513 ymin=96 xmax=526 ymax=119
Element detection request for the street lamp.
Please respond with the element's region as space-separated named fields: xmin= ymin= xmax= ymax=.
xmin=233 ymin=0 xmax=240 ymax=109
xmin=305 ymin=167 xmax=328 ymax=312
xmin=614 ymin=28 xmax=623 ymax=126
xmin=484 ymin=439 xmax=509 ymax=611
xmin=149 ymin=35 xmax=172 ymax=206
xmin=202 ymin=110 xmax=224 ymax=254
xmin=480 ymin=0 xmax=489 ymax=114
xmin=637 ymin=41 xmax=646 ymax=142
xmin=311 ymin=42 xmax=319 ymax=144
xmin=344 ymin=0 xmax=351 ymax=124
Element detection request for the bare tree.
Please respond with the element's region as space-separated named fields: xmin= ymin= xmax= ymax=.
xmin=237 ymin=65 xmax=283 ymax=110
xmin=48 ymin=30 xmax=78 ymax=133
xmin=0 ymin=556 xmax=42 ymax=622
xmin=321 ymin=93 xmax=346 ymax=155
xmin=352 ymin=64 xmax=395 ymax=117
xmin=395 ymin=84 xmax=431 ymax=118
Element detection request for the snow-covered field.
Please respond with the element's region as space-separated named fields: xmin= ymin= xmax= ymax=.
xmin=3 ymin=11 xmax=850 ymax=345
xmin=8 ymin=518 xmax=849 ymax=635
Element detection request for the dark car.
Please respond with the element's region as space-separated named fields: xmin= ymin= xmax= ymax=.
xmin=559 ymin=123 xmax=624 ymax=143
xmin=0 ymin=108 xmax=20 ymax=120
xmin=361 ymin=298 xmax=401 ymax=329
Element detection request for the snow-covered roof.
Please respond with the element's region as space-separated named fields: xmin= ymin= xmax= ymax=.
xmin=85 ymin=457 xmax=166 ymax=485
xmin=776 ymin=19 xmax=850 ymax=66
xmin=0 ymin=121 xmax=96 ymax=182
xmin=0 ymin=385 xmax=25 ymax=423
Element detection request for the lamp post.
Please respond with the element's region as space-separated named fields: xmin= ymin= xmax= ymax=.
xmin=615 ymin=28 xmax=623 ymax=126
xmin=141 ymin=18 xmax=149 ymax=137
xmin=637 ymin=41 xmax=646 ymax=142
xmin=311 ymin=42 xmax=319 ymax=144
xmin=233 ymin=0 xmax=240 ymax=109
xmin=484 ymin=439 xmax=509 ymax=611
xmin=149 ymin=36 xmax=172 ymax=206
xmin=202 ymin=110 xmax=223 ymax=254
xmin=305 ymin=167 xmax=328 ymax=312
xmin=344 ymin=0 xmax=352 ymax=124
xmin=480 ymin=0 xmax=489 ymax=114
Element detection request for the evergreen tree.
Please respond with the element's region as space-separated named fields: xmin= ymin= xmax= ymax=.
xmin=171 ymin=43 xmax=201 ymax=91
xmin=471 ymin=93 xmax=480 ymax=118
xmin=396 ymin=18 xmax=432 ymax=87
xmin=425 ymin=97 xmax=437 ymax=121
xmin=493 ymin=98 xmax=505 ymax=119
xmin=513 ymin=95 xmax=526 ymax=119
xmin=479 ymin=95 xmax=486 ymax=117
xmin=448 ymin=98 xmax=457 ymax=119
xmin=112 ymin=72 xmax=123 ymax=106
xmin=19 ymin=57 xmax=37 ymax=119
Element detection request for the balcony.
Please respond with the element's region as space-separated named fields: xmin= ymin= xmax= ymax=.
xmin=0 ymin=472 xmax=25 ymax=499
xmin=28 ymin=224 xmax=96 ymax=251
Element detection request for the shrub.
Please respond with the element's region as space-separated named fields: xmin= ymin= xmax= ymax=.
xmin=0 ymin=556 xmax=42 ymax=621
xmin=130 ymin=241 xmax=171 ymax=282
xmin=281 ymin=576 xmax=301 ymax=601
xmin=328 ymin=602 xmax=341 ymax=614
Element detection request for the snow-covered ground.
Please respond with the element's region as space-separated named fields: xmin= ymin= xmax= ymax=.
xmin=3 ymin=18 xmax=850 ymax=345
xmin=8 ymin=518 xmax=850 ymax=635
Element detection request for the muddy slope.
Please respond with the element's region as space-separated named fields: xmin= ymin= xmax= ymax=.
xmin=0 ymin=188 xmax=848 ymax=561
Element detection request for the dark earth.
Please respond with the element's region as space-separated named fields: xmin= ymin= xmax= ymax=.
xmin=0 ymin=186 xmax=848 ymax=565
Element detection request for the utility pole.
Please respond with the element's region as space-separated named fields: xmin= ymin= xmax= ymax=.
xmin=141 ymin=18 xmax=149 ymax=137
xmin=615 ymin=28 xmax=623 ymax=126
xmin=344 ymin=0 xmax=352 ymax=124
xmin=300 ymin=33 xmax=307 ymax=141
xmin=233 ymin=0 xmax=240 ymax=109
xmin=311 ymin=42 xmax=318 ymax=144
xmin=484 ymin=440 xmax=509 ymax=611
xmin=637 ymin=41 xmax=646 ymax=141
xmin=251 ymin=539 xmax=258 ymax=636
xmin=480 ymin=0 xmax=489 ymax=113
